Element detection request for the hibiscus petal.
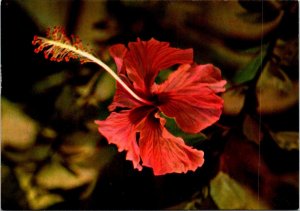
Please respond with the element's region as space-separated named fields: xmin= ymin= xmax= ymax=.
xmin=108 ymin=75 xmax=142 ymax=111
xmin=95 ymin=110 xmax=142 ymax=170
xmin=125 ymin=38 xmax=193 ymax=94
xmin=138 ymin=114 xmax=204 ymax=176
xmin=109 ymin=44 xmax=128 ymax=73
xmin=109 ymin=44 xmax=136 ymax=111
xmin=155 ymin=64 xmax=226 ymax=133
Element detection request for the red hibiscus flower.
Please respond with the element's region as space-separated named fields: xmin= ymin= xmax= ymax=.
xmin=95 ymin=38 xmax=226 ymax=175
xmin=31 ymin=28 xmax=225 ymax=175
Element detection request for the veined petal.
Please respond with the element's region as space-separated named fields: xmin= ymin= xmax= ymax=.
xmin=95 ymin=110 xmax=143 ymax=170
xmin=109 ymin=44 xmax=128 ymax=74
xmin=109 ymin=45 xmax=140 ymax=111
xmin=138 ymin=114 xmax=204 ymax=175
xmin=155 ymin=64 xmax=226 ymax=133
xmin=108 ymin=75 xmax=142 ymax=111
xmin=125 ymin=38 xmax=193 ymax=94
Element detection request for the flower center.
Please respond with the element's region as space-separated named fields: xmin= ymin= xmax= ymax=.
xmin=149 ymin=94 xmax=161 ymax=106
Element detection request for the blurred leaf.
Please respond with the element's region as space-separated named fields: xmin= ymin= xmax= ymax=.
xmin=155 ymin=69 xmax=173 ymax=84
xmin=3 ymin=151 xmax=32 ymax=163
xmin=273 ymin=38 xmax=298 ymax=69
xmin=256 ymin=60 xmax=298 ymax=114
xmin=30 ymin=145 xmax=52 ymax=161
xmin=35 ymin=161 xmax=96 ymax=190
xmin=210 ymin=171 xmax=269 ymax=209
xmin=222 ymin=85 xmax=247 ymax=115
xmin=1 ymin=98 xmax=39 ymax=150
xmin=74 ymin=0 xmax=118 ymax=53
xmin=270 ymin=131 xmax=299 ymax=151
xmin=28 ymin=190 xmax=64 ymax=210
xmin=59 ymin=131 xmax=102 ymax=167
xmin=183 ymin=187 xmax=210 ymax=209
xmin=2 ymin=165 xmax=28 ymax=209
xmin=93 ymin=71 xmax=116 ymax=102
xmin=62 ymin=131 xmax=98 ymax=147
xmin=166 ymin=188 xmax=213 ymax=210
xmin=35 ymin=137 xmax=115 ymax=198
xmin=3 ymin=144 xmax=51 ymax=163
xmin=243 ymin=114 xmax=264 ymax=144
xmin=76 ymin=71 xmax=102 ymax=107
xmin=15 ymin=0 xmax=71 ymax=29
xmin=257 ymin=60 xmax=293 ymax=93
xmin=2 ymin=165 xmax=10 ymax=180
xmin=55 ymin=85 xmax=96 ymax=122
xmin=219 ymin=132 xmax=299 ymax=208
xmin=15 ymin=165 xmax=64 ymax=210
xmin=40 ymin=127 xmax=58 ymax=140
xmin=32 ymin=71 xmax=69 ymax=94
xmin=231 ymin=43 xmax=268 ymax=85
xmin=14 ymin=165 xmax=36 ymax=191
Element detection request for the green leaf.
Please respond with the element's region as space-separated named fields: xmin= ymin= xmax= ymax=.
xmin=155 ymin=69 xmax=173 ymax=84
xmin=231 ymin=43 xmax=269 ymax=85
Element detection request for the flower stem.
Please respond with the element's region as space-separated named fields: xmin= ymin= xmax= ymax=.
xmin=38 ymin=37 xmax=152 ymax=105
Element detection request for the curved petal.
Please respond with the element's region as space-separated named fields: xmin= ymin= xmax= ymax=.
xmin=138 ymin=114 xmax=204 ymax=175
xmin=108 ymin=75 xmax=142 ymax=111
xmin=155 ymin=64 xmax=226 ymax=133
xmin=125 ymin=38 xmax=193 ymax=94
xmin=109 ymin=44 xmax=128 ymax=74
xmin=108 ymin=44 xmax=140 ymax=111
xmin=95 ymin=110 xmax=143 ymax=170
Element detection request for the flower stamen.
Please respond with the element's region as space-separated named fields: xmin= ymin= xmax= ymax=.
xmin=32 ymin=27 xmax=152 ymax=105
